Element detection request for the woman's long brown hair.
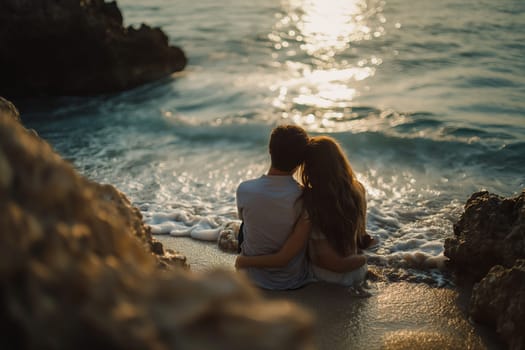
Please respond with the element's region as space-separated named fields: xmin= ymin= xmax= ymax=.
xmin=300 ymin=136 xmax=366 ymax=256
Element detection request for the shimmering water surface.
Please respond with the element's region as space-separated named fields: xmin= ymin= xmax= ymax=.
xmin=24 ymin=0 xmax=525 ymax=281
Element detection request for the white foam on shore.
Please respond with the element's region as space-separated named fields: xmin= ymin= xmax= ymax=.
xmin=147 ymin=210 xmax=228 ymax=241
xmin=144 ymin=187 xmax=457 ymax=281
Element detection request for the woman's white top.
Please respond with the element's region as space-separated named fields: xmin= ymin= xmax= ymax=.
xmin=308 ymin=229 xmax=367 ymax=287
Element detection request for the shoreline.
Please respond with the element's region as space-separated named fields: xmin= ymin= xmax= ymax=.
xmin=157 ymin=236 xmax=504 ymax=350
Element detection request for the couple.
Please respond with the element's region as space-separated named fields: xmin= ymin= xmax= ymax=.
xmin=235 ymin=124 xmax=375 ymax=291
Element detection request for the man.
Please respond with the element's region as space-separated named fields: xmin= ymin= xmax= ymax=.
xmin=236 ymin=124 xmax=310 ymax=290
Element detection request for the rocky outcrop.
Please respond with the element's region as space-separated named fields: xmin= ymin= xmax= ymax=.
xmin=0 ymin=0 xmax=187 ymax=97
xmin=0 ymin=97 xmax=20 ymax=121
xmin=445 ymin=190 xmax=525 ymax=282
xmin=0 ymin=102 xmax=313 ymax=349
xmin=445 ymin=190 xmax=525 ymax=350
xmin=470 ymin=260 xmax=525 ymax=350
xmin=0 ymin=96 xmax=185 ymax=269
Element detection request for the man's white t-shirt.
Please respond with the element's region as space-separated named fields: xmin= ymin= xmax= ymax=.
xmin=236 ymin=174 xmax=310 ymax=290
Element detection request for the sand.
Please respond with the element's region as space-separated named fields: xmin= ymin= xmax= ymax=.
xmin=157 ymin=236 xmax=504 ymax=350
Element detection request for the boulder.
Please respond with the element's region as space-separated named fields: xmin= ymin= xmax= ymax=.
xmin=218 ymin=221 xmax=241 ymax=253
xmin=444 ymin=190 xmax=525 ymax=282
xmin=0 ymin=0 xmax=187 ymax=97
xmin=0 ymin=103 xmax=313 ymax=349
xmin=444 ymin=190 xmax=525 ymax=349
xmin=470 ymin=260 xmax=525 ymax=350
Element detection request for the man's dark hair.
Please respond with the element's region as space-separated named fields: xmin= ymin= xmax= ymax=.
xmin=269 ymin=124 xmax=309 ymax=172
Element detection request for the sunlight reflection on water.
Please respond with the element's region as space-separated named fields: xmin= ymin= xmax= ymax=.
xmin=278 ymin=0 xmax=379 ymax=57
xmin=270 ymin=0 xmax=386 ymax=131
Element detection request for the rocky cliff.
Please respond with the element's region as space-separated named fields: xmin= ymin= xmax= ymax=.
xmin=445 ymin=190 xmax=525 ymax=350
xmin=0 ymin=0 xmax=187 ymax=97
xmin=0 ymin=99 xmax=313 ymax=350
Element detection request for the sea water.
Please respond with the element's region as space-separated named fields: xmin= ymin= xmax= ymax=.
xmin=23 ymin=0 xmax=525 ymax=282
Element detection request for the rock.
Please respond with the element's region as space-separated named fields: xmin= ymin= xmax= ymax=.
xmin=218 ymin=221 xmax=241 ymax=253
xmin=0 ymin=0 xmax=187 ymax=97
xmin=151 ymin=239 xmax=165 ymax=255
xmin=444 ymin=190 xmax=525 ymax=282
xmin=0 ymin=97 xmax=20 ymax=121
xmin=0 ymin=106 xmax=313 ymax=349
xmin=469 ymin=260 xmax=525 ymax=350
xmin=444 ymin=190 xmax=525 ymax=349
xmin=158 ymin=248 xmax=189 ymax=270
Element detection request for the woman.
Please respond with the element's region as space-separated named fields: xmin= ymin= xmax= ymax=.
xmin=236 ymin=136 xmax=373 ymax=289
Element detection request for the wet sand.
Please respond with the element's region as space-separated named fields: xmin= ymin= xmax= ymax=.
xmin=158 ymin=236 xmax=503 ymax=350
xmin=264 ymin=282 xmax=503 ymax=350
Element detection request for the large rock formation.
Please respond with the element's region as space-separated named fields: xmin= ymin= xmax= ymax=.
xmin=0 ymin=101 xmax=313 ymax=349
xmin=445 ymin=190 xmax=525 ymax=282
xmin=0 ymin=0 xmax=187 ymax=97
xmin=445 ymin=190 xmax=525 ymax=350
